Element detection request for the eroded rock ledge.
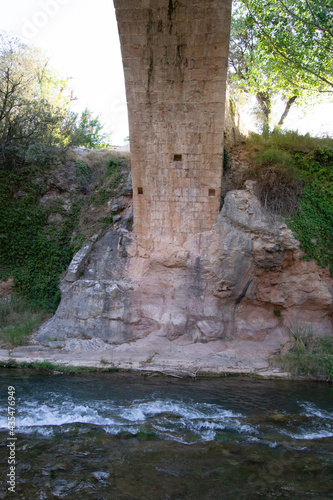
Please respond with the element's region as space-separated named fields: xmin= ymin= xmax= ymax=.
xmin=31 ymin=181 xmax=332 ymax=370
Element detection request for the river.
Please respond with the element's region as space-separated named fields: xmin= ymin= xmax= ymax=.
xmin=0 ymin=369 xmax=332 ymax=499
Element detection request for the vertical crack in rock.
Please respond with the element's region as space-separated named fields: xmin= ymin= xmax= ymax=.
xmin=168 ymin=0 xmax=174 ymax=20
xmin=193 ymin=257 xmax=202 ymax=298
xmin=230 ymin=276 xmax=254 ymax=336
xmin=147 ymin=8 xmax=153 ymax=35
xmin=235 ymin=276 xmax=254 ymax=306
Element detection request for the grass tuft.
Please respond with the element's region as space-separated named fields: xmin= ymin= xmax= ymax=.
xmin=0 ymin=294 xmax=49 ymax=347
xmin=276 ymin=321 xmax=333 ymax=381
xmin=0 ymin=359 xmax=120 ymax=374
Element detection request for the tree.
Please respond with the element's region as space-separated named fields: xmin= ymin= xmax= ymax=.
xmin=69 ymin=108 xmax=111 ymax=149
xmin=0 ymin=32 xmax=113 ymax=170
xmin=229 ymin=0 xmax=333 ymax=131
xmin=229 ymin=2 xmax=298 ymax=130
xmin=0 ymin=33 xmax=78 ymax=166
xmin=242 ymin=0 xmax=333 ymax=92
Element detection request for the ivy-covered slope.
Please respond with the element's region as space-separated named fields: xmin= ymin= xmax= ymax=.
xmin=0 ymin=149 xmax=131 ymax=313
xmin=245 ymin=131 xmax=333 ymax=275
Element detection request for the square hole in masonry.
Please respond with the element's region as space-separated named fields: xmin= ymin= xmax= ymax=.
xmin=209 ymin=189 xmax=216 ymax=196
xmin=138 ymin=187 xmax=143 ymax=195
xmin=174 ymin=154 xmax=182 ymax=161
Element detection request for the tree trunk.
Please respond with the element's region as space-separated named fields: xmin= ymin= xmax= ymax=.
xmin=278 ymin=96 xmax=298 ymax=126
xmin=256 ymin=91 xmax=271 ymax=131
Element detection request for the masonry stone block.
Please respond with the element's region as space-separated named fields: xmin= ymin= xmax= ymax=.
xmin=114 ymin=0 xmax=232 ymax=243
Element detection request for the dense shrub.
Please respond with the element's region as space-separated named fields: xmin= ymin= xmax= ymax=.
xmin=247 ymin=146 xmax=303 ymax=214
xmin=0 ymin=164 xmax=81 ymax=312
xmin=288 ymin=145 xmax=333 ymax=274
xmin=246 ymin=131 xmax=333 ymax=274
xmin=0 ymin=294 xmax=49 ymax=346
xmin=276 ymin=325 xmax=333 ymax=381
xmin=89 ymin=156 xmax=125 ymax=205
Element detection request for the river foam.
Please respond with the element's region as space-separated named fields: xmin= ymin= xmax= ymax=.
xmin=1 ymin=394 xmax=259 ymax=443
xmin=0 ymin=376 xmax=332 ymax=448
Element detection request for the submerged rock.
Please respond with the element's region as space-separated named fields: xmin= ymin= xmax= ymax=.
xmin=91 ymin=471 xmax=110 ymax=482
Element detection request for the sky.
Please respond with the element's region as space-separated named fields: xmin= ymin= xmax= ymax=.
xmin=0 ymin=0 xmax=128 ymax=144
xmin=0 ymin=0 xmax=332 ymax=144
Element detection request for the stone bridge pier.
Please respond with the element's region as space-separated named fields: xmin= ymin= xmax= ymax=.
xmin=114 ymin=0 xmax=232 ymax=245
xmin=36 ymin=0 xmax=332 ymax=355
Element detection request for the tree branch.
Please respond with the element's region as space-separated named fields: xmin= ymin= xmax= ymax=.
xmin=242 ymin=0 xmax=333 ymax=88
xmin=304 ymin=0 xmax=333 ymax=38
xmin=277 ymin=0 xmax=333 ymax=37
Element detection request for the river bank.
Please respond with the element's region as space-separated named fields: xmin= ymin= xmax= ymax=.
xmin=0 ymin=337 xmax=291 ymax=379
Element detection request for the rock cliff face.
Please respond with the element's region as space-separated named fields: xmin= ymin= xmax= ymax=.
xmin=35 ymin=180 xmax=333 ymax=358
xmin=32 ymin=0 xmax=333 ymax=371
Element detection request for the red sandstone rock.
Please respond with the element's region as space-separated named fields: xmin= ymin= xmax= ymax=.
xmin=35 ymin=182 xmax=333 ymax=355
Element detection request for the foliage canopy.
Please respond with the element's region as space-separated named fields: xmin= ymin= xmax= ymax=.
xmin=241 ymin=0 xmax=333 ymax=93
xmin=0 ymin=32 xmax=111 ymax=170
xmin=230 ymin=0 xmax=333 ymax=129
xmin=69 ymin=108 xmax=111 ymax=149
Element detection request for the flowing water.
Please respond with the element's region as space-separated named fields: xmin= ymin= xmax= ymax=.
xmin=0 ymin=369 xmax=332 ymax=499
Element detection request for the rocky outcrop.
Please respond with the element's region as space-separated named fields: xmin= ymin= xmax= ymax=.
xmin=35 ymin=180 xmax=333 ymax=360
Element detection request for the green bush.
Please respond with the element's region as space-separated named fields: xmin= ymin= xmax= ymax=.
xmin=288 ymin=144 xmax=333 ymax=274
xmin=0 ymin=165 xmax=81 ymax=312
xmin=0 ymin=294 xmax=49 ymax=346
xmin=297 ymin=145 xmax=333 ymax=190
xmin=69 ymin=108 xmax=112 ymax=149
xmin=104 ymin=157 xmax=123 ymax=178
xmin=288 ymin=184 xmax=333 ymax=273
xmin=247 ymin=145 xmax=303 ymax=215
xmin=246 ymin=131 xmax=333 ymax=274
xmin=276 ymin=327 xmax=333 ymax=381
xmin=76 ymin=160 xmax=92 ymax=189
xmin=90 ymin=157 xmax=124 ymax=205
xmin=24 ymin=143 xmax=62 ymax=166
xmin=246 ymin=130 xmax=332 ymax=155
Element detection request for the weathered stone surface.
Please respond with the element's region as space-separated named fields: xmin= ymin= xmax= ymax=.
xmin=32 ymin=0 xmax=332 ymax=372
xmin=114 ymin=0 xmax=232 ymax=242
xmin=64 ymin=243 xmax=93 ymax=283
xmin=35 ymin=184 xmax=333 ymax=356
